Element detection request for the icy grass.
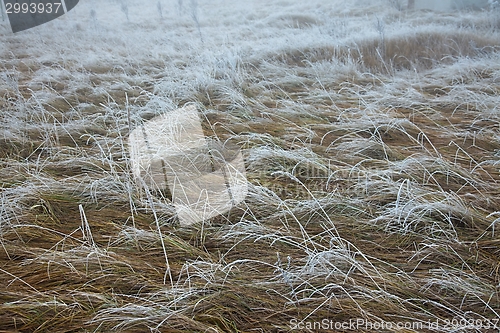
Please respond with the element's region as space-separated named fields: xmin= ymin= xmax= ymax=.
xmin=0 ymin=0 xmax=500 ymax=331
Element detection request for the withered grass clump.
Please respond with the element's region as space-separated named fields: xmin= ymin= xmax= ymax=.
xmin=274 ymin=31 xmax=500 ymax=73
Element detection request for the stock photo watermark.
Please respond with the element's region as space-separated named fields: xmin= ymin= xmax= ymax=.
xmin=1 ymin=0 xmax=79 ymax=33
xmin=289 ymin=318 xmax=500 ymax=331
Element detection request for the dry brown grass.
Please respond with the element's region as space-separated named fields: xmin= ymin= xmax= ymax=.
xmin=2 ymin=72 xmax=499 ymax=331
xmin=1 ymin=1 xmax=500 ymax=332
xmin=272 ymin=31 xmax=500 ymax=74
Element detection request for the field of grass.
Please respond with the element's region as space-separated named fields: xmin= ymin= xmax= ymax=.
xmin=1 ymin=0 xmax=500 ymax=332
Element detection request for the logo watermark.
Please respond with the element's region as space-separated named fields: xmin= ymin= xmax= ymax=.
xmin=129 ymin=104 xmax=248 ymax=226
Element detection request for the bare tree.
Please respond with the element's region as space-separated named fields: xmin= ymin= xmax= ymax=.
xmin=190 ymin=0 xmax=203 ymax=43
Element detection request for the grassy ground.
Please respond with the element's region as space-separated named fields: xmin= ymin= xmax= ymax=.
xmin=1 ymin=0 xmax=500 ymax=332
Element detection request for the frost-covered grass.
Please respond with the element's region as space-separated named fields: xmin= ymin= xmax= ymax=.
xmin=1 ymin=0 xmax=500 ymax=332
